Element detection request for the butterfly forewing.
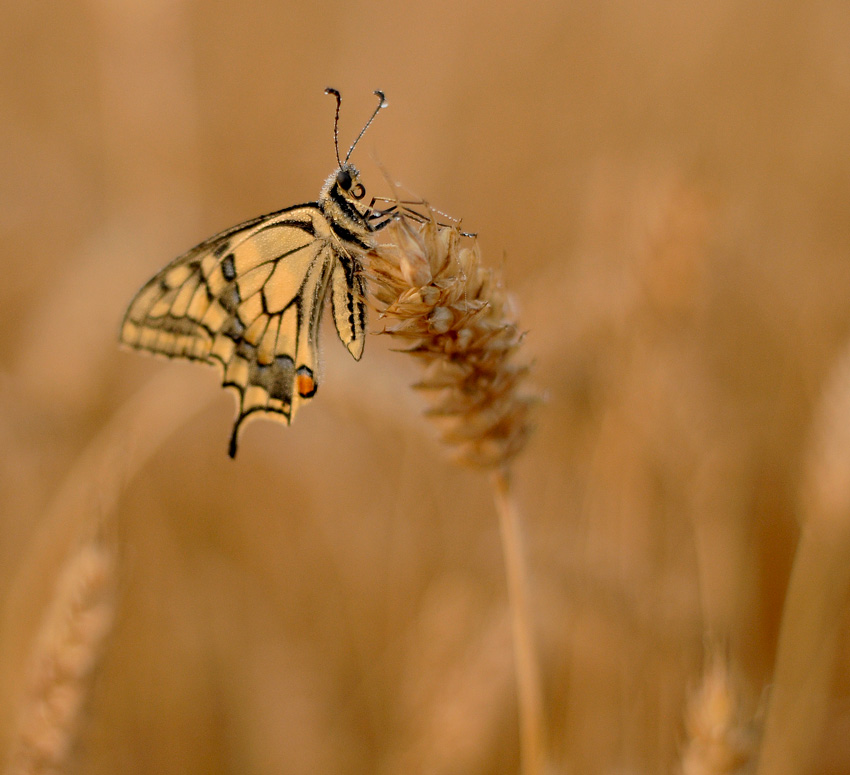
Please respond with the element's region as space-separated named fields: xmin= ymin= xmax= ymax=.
xmin=121 ymin=204 xmax=365 ymax=455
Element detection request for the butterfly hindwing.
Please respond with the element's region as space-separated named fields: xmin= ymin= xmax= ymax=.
xmin=121 ymin=205 xmax=351 ymax=455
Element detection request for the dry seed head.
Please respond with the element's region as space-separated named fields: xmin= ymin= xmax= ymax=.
xmin=365 ymin=203 xmax=536 ymax=470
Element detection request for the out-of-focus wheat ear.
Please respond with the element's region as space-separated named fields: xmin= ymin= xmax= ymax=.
xmin=756 ymin=344 xmax=850 ymax=775
xmin=2 ymin=368 xmax=214 ymax=775
xmin=365 ymin=200 xmax=543 ymax=775
xmin=3 ymin=537 xmax=115 ymax=775
xmin=679 ymin=649 xmax=756 ymax=775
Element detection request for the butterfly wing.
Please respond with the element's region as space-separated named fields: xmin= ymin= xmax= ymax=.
xmin=329 ymin=255 xmax=367 ymax=360
xmin=121 ymin=205 xmax=342 ymax=456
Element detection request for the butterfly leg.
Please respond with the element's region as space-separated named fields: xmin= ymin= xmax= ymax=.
xmin=366 ymin=198 xmax=475 ymax=236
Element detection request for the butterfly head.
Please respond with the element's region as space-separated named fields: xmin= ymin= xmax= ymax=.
xmin=318 ymin=161 xmax=375 ymax=238
xmin=331 ymin=162 xmax=367 ymax=202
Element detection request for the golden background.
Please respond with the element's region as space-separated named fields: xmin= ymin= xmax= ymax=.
xmin=3 ymin=1 xmax=850 ymax=773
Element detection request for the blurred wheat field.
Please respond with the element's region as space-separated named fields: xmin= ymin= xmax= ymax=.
xmin=3 ymin=1 xmax=850 ymax=774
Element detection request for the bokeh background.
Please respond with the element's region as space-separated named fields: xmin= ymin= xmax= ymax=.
xmin=3 ymin=1 xmax=850 ymax=773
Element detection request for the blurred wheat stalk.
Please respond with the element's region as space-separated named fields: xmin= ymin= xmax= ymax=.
xmin=366 ymin=203 xmax=542 ymax=775
xmin=756 ymin=340 xmax=850 ymax=775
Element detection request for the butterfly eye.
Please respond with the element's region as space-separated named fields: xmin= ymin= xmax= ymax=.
xmin=351 ymin=183 xmax=365 ymax=200
xmin=336 ymin=169 xmax=352 ymax=190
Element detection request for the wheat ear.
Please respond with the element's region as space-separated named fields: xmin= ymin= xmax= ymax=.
xmin=3 ymin=367 xmax=215 ymax=775
xmin=3 ymin=539 xmax=115 ymax=775
xmin=365 ymin=203 xmax=543 ymax=775
xmin=679 ymin=649 xmax=755 ymax=775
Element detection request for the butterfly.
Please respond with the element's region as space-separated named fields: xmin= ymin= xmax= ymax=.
xmin=121 ymin=89 xmax=391 ymax=457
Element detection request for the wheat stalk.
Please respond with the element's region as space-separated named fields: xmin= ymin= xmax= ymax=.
xmin=365 ymin=203 xmax=543 ymax=775
xmin=756 ymin=342 xmax=850 ymax=775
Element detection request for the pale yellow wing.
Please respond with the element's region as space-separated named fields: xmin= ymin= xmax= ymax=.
xmin=329 ymin=254 xmax=367 ymax=360
xmin=121 ymin=205 xmax=339 ymax=456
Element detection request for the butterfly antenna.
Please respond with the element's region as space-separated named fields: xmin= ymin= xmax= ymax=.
xmin=344 ymin=90 xmax=387 ymax=163
xmin=325 ymin=87 xmax=343 ymax=169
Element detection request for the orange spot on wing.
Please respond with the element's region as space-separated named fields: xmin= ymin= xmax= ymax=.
xmin=296 ymin=372 xmax=316 ymax=397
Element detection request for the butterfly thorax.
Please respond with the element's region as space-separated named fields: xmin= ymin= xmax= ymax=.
xmin=317 ymin=163 xmax=375 ymax=252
